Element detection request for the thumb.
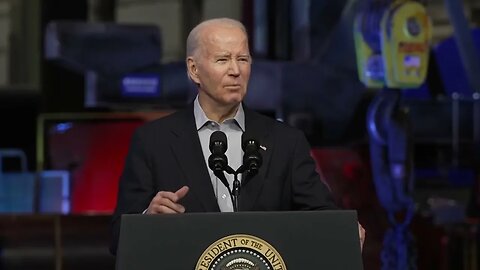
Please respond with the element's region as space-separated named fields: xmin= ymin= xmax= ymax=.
xmin=174 ymin=186 xmax=189 ymax=201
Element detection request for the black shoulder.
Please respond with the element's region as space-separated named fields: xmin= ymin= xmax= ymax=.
xmin=246 ymin=108 xmax=305 ymax=141
xmin=133 ymin=108 xmax=191 ymax=139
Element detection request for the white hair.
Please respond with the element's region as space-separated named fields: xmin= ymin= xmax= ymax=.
xmin=185 ymin=17 xmax=248 ymax=57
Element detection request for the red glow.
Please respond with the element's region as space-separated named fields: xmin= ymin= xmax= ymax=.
xmin=47 ymin=120 xmax=143 ymax=214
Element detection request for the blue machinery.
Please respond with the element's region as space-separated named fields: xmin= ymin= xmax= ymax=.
xmin=367 ymin=89 xmax=417 ymax=269
xmin=356 ymin=0 xmax=480 ymax=268
xmin=354 ymin=0 xmax=431 ymax=269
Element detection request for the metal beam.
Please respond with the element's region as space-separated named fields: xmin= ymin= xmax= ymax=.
xmin=444 ymin=0 xmax=480 ymax=92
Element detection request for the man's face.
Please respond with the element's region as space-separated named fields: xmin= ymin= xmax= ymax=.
xmin=188 ymin=25 xmax=251 ymax=108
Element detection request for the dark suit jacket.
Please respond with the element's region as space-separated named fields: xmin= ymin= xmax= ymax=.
xmin=110 ymin=104 xmax=337 ymax=254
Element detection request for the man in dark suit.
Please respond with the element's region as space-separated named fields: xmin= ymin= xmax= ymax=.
xmin=110 ymin=17 xmax=364 ymax=255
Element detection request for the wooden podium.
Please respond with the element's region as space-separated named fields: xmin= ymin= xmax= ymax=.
xmin=116 ymin=210 xmax=363 ymax=270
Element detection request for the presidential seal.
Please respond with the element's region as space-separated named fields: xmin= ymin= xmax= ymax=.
xmin=195 ymin=234 xmax=287 ymax=270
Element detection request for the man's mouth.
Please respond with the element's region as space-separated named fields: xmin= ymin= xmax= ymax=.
xmin=224 ymin=84 xmax=241 ymax=89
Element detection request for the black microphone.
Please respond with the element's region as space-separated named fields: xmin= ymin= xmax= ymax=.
xmin=208 ymin=131 xmax=235 ymax=192
xmin=208 ymin=131 xmax=228 ymax=173
xmin=241 ymin=133 xmax=263 ymax=176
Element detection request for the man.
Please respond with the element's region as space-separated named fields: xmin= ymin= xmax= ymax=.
xmin=110 ymin=17 xmax=364 ymax=255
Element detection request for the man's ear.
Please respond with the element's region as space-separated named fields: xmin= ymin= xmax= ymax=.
xmin=187 ymin=57 xmax=200 ymax=85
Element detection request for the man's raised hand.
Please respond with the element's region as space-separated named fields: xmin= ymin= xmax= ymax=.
xmin=146 ymin=186 xmax=189 ymax=214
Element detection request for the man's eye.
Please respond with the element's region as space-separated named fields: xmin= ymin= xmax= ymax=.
xmin=238 ymin=58 xmax=249 ymax=62
xmin=217 ymin=59 xmax=227 ymax=62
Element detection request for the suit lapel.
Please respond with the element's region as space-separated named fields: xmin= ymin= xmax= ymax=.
xmin=170 ymin=105 xmax=220 ymax=212
xmin=240 ymin=108 xmax=274 ymax=211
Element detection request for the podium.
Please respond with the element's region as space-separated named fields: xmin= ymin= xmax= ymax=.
xmin=116 ymin=210 xmax=363 ymax=269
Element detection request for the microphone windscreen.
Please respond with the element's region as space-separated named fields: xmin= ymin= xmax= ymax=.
xmin=209 ymin=130 xmax=228 ymax=153
xmin=241 ymin=132 xmax=258 ymax=151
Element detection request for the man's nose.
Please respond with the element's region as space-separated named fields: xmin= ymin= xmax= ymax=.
xmin=228 ymin=60 xmax=240 ymax=76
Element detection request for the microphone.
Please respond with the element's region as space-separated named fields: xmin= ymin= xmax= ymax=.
xmin=241 ymin=133 xmax=263 ymax=176
xmin=208 ymin=131 xmax=228 ymax=173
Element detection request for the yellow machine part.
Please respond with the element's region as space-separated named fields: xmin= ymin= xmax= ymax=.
xmin=354 ymin=13 xmax=385 ymax=89
xmin=381 ymin=0 xmax=432 ymax=88
xmin=353 ymin=0 xmax=432 ymax=89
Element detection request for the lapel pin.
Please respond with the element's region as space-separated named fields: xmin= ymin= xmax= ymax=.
xmin=260 ymin=145 xmax=267 ymax=151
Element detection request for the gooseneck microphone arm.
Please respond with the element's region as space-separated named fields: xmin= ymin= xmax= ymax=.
xmin=231 ymin=170 xmax=242 ymax=212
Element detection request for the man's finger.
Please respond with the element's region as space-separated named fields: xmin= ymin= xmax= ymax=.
xmin=157 ymin=191 xmax=179 ymax=202
xmin=147 ymin=203 xmax=176 ymax=214
xmin=156 ymin=205 xmax=178 ymax=214
xmin=174 ymin=186 xmax=189 ymax=201
xmin=148 ymin=198 xmax=185 ymax=214
xmin=158 ymin=197 xmax=185 ymax=213
xmin=358 ymin=223 xmax=366 ymax=251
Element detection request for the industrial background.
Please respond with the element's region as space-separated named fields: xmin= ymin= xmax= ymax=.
xmin=0 ymin=0 xmax=479 ymax=269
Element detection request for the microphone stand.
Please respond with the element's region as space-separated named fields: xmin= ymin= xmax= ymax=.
xmin=232 ymin=173 xmax=240 ymax=212
xmin=217 ymin=165 xmax=246 ymax=212
xmin=231 ymin=165 xmax=246 ymax=212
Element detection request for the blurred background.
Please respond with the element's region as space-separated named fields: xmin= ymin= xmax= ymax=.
xmin=0 ymin=0 xmax=479 ymax=269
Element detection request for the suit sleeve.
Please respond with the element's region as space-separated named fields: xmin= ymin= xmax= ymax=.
xmin=110 ymin=127 xmax=156 ymax=255
xmin=290 ymin=131 xmax=338 ymax=210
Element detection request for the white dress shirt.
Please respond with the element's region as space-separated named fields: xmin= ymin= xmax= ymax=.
xmin=193 ymin=96 xmax=245 ymax=212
